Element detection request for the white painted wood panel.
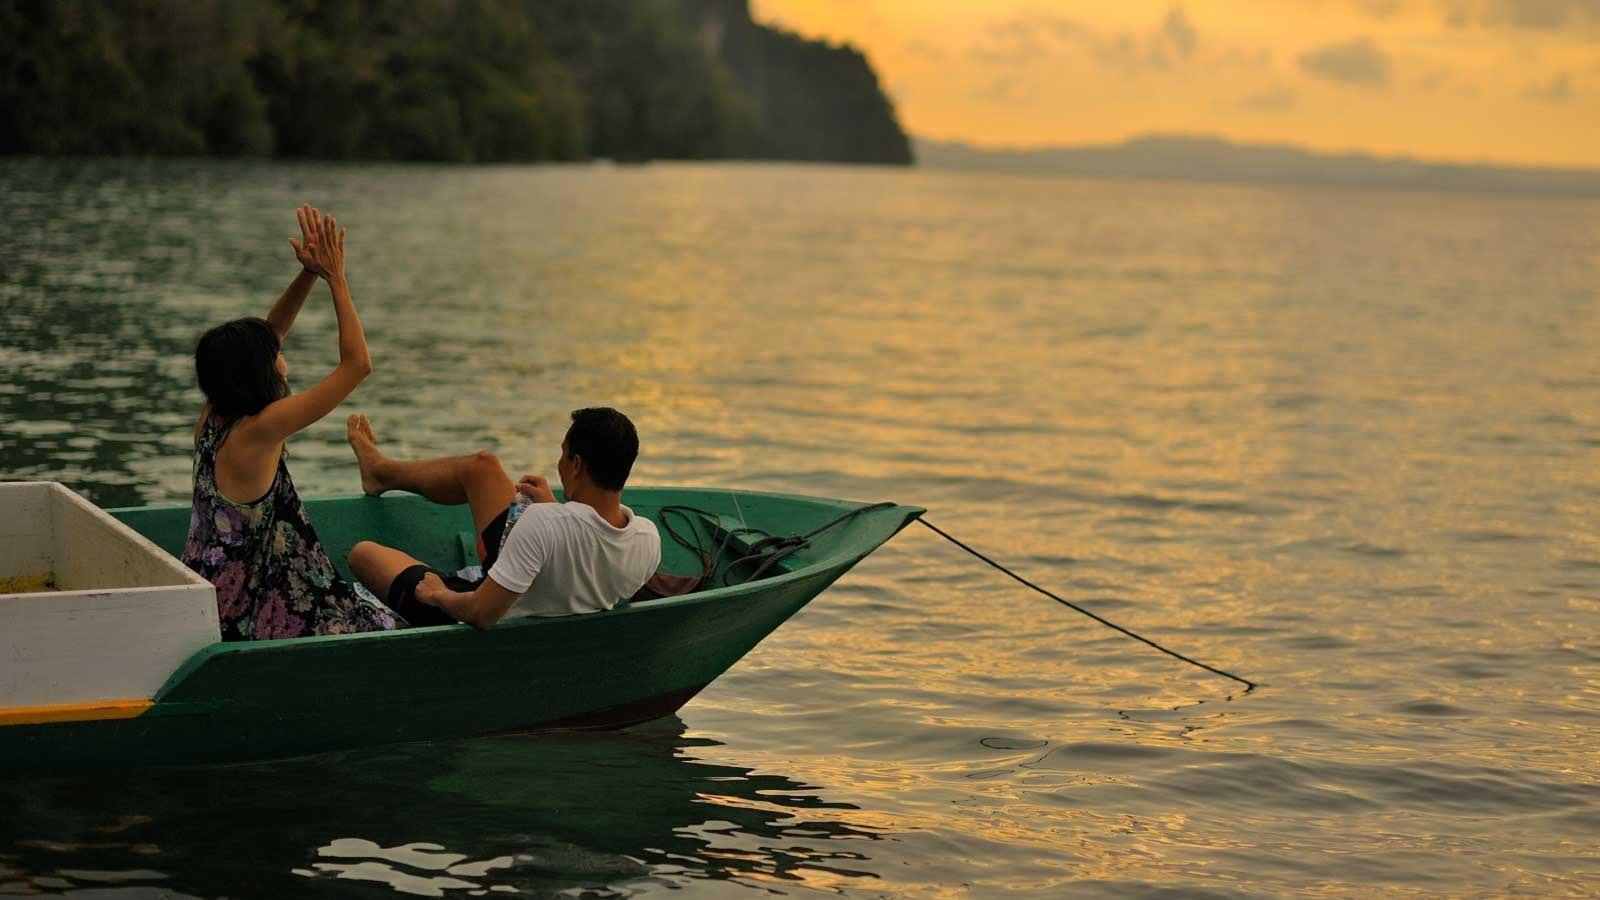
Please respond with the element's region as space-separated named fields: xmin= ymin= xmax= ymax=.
xmin=0 ymin=483 xmax=54 ymax=582
xmin=0 ymin=482 xmax=218 ymax=706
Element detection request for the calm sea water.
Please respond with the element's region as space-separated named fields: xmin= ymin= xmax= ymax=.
xmin=1 ymin=159 xmax=1598 ymax=897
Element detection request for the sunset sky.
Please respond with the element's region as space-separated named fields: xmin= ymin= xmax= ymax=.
xmin=752 ymin=0 xmax=1600 ymax=168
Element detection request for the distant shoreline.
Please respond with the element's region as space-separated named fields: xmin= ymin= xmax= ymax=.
xmin=6 ymin=151 xmax=1598 ymax=200
xmin=915 ymin=134 xmax=1600 ymax=197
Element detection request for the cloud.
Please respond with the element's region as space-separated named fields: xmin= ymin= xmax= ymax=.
xmin=1419 ymin=66 xmax=1450 ymax=89
xmin=971 ymin=71 xmax=1047 ymax=105
xmin=1440 ymin=1 xmax=1465 ymax=25
xmin=1418 ymin=65 xmax=1481 ymax=96
xmin=1298 ymin=38 xmax=1391 ymax=86
xmin=1442 ymin=0 xmax=1600 ymax=30
xmin=1524 ymin=71 xmax=1575 ymax=100
xmin=1236 ymin=84 xmax=1299 ymax=113
xmin=968 ymin=14 xmax=1063 ymax=63
xmin=1220 ymin=47 xmax=1274 ymax=69
xmin=1496 ymin=0 xmax=1595 ymax=27
xmin=1159 ymin=6 xmax=1197 ymax=62
xmin=904 ymin=39 xmax=947 ymax=62
xmin=1336 ymin=0 xmax=1600 ymax=30
xmin=969 ymin=5 xmax=1201 ymax=73
xmin=1354 ymin=0 xmax=1404 ymax=17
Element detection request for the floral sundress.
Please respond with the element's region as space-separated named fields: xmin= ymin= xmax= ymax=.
xmin=181 ymin=416 xmax=397 ymax=640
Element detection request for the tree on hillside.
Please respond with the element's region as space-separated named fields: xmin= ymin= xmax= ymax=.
xmin=0 ymin=0 xmax=908 ymax=165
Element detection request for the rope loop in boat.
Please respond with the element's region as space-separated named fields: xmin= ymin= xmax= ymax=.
xmin=658 ymin=501 xmax=897 ymax=588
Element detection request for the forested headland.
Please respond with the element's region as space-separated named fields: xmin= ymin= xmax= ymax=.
xmin=0 ymin=0 xmax=912 ymax=165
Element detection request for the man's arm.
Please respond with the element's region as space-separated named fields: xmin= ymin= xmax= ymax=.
xmin=423 ymin=502 xmax=546 ymax=628
xmin=417 ymin=573 xmax=520 ymax=630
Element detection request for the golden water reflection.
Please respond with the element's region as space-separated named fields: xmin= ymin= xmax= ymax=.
xmin=2 ymin=160 xmax=1598 ymax=896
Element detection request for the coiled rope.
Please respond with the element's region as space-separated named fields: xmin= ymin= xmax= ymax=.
xmin=658 ymin=501 xmax=897 ymax=588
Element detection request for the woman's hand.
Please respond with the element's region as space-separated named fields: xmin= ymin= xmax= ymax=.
xmin=517 ymin=475 xmax=557 ymax=503
xmin=288 ymin=204 xmax=321 ymax=274
xmin=287 ymin=204 xmax=346 ymax=283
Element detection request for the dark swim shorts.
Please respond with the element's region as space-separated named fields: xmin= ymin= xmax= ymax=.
xmin=387 ymin=505 xmax=511 ymax=627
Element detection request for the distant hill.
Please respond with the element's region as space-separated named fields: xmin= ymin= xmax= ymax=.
xmin=677 ymin=0 xmax=911 ymax=165
xmin=915 ymin=135 xmax=1600 ymax=196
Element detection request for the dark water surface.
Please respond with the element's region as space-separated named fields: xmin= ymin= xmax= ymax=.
xmin=1 ymin=159 xmax=1598 ymax=897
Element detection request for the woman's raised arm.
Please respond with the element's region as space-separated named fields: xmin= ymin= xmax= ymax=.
xmin=252 ymin=210 xmax=373 ymax=442
xmin=265 ymin=205 xmax=327 ymax=340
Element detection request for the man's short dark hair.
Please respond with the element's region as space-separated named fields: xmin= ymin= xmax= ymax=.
xmin=566 ymin=407 xmax=638 ymax=491
xmin=195 ymin=317 xmax=288 ymax=420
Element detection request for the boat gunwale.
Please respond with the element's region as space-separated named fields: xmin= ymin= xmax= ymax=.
xmin=105 ymin=488 xmax=924 ymax=702
xmin=0 ymin=582 xmax=211 ymax=601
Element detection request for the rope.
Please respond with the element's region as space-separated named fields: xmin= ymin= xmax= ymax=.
xmin=917 ymin=518 xmax=1256 ymax=693
xmin=659 ymin=501 xmax=897 ymax=588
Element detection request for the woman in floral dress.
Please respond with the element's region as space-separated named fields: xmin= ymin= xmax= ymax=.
xmin=181 ymin=205 xmax=396 ymax=640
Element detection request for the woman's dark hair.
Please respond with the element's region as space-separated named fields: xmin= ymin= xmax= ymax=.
xmin=195 ymin=317 xmax=288 ymax=419
xmin=565 ymin=407 xmax=638 ymax=491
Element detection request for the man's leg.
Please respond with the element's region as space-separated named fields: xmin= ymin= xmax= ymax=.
xmin=344 ymin=414 xmax=516 ymax=612
xmin=346 ymin=414 xmax=515 ymax=534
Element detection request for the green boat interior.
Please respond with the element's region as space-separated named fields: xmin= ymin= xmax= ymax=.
xmin=110 ymin=488 xmax=915 ymax=610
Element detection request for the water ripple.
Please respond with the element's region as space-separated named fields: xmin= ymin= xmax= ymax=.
xmin=3 ymin=160 xmax=1598 ymax=897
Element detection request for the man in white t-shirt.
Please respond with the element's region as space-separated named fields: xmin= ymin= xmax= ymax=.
xmin=344 ymin=407 xmax=661 ymax=629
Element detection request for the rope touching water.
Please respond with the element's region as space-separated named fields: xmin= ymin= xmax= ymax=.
xmin=917 ymin=518 xmax=1257 ymax=693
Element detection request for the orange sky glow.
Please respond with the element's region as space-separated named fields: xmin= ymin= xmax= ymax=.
xmin=752 ymin=0 xmax=1600 ymax=168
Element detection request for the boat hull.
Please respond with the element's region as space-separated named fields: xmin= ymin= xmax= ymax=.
xmin=0 ymin=489 xmax=921 ymax=771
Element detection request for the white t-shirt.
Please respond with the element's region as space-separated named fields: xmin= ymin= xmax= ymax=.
xmin=486 ymin=501 xmax=661 ymax=618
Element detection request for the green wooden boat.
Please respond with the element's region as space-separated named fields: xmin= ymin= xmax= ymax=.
xmin=0 ymin=488 xmax=922 ymax=772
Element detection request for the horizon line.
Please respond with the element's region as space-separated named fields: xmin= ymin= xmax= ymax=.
xmin=912 ymin=132 xmax=1600 ymax=176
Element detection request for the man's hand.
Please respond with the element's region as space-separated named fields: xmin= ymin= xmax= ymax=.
xmin=517 ymin=475 xmax=557 ymax=503
xmin=415 ymin=572 xmax=448 ymax=606
xmin=413 ymin=570 xmax=521 ymax=630
xmin=288 ymin=204 xmax=346 ymax=283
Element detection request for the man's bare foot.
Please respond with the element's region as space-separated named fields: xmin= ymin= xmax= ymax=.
xmin=346 ymin=414 xmax=387 ymax=496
